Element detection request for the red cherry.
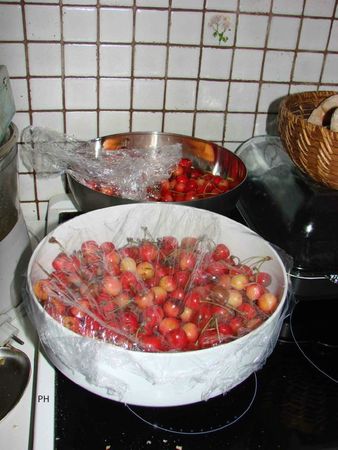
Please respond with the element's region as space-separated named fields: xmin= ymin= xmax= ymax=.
xmin=97 ymin=293 xmax=116 ymax=317
xmin=161 ymin=192 xmax=174 ymax=202
xmin=160 ymin=179 xmax=170 ymax=191
xmin=246 ymin=283 xmax=265 ymax=301
xmin=165 ymin=328 xmax=188 ymax=351
xmin=159 ymin=236 xmax=178 ymax=256
xmin=237 ymin=303 xmax=257 ymax=320
xmin=256 ymin=272 xmax=272 ymax=287
xmin=159 ymin=275 xmax=177 ymax=293
xmin=179 ymin=250 xmax=197 ymax=271
xmin=102 ymin=275 xmax=122 ymax=296
xmin=257 ymin=292 xmax=278 ymax=314
xmin=184 ymin=291 xmax=201 ymax=310
xmin=82 ymin=315 xmax=102 ymax=337
xmin=142 ymin=305 xmax=164 ymax=329
xmin=105 ymin=250 xmax=121 ymax=266
xmin=186 ymin=179 xmax=198 ymax=191
xmin=190 ymin=168 xmax=203 ymax=178
xmin=229 ymin=316 xmax=244 ymax=335
xmin=139 ymin=241 xmax=158 ymax=262
xmin=217 ymin=179 xmax=230 ymax=191
xmin=212 ymin=243 xmax=230 ymax=261
xmin=218 ymin=323 xmax=233 ymax=336
xmin=180 ymin=306 xmax=196 ymax=323
xmin=174 ymin=181 xmax=188 ymax=193
xmin=206 ymin=261 xmax=227 ymax=277
xmin=120 ymin=246 xmax=139 ymax=260
xmin=172 ymin=164 xmax=184 ymax=177
xmin=169 ymin=287 xmax=185 ymax=301
xmin=52 ymin=253 xmax=77 ymax=272
xmin=45 ymin=298 xmax=67 ymax=319
xmin=138 ymin=335 xmax=164 ymax=352
xmin=182 ymin=322 xmax=199 ymax=343
xmin=62 ymin=316 xmax=82 ymax=334
xmin=163 ymin=299 xmax=183 ymax=318
xmin=184 ymin=191 xmax=198 ymax=201
xmin=120 ymin=271 xmax=138 ymax=290
xmin=198 ymin=329 xmax=221 ymax=349
xmin=175 ymin=174 xmax=189 ymax=184
xmin=174 ymin=270 xmax=190 ymax=288
xmin=135 ymin=290 xmax=155 ymax=310
xmin=180 ymin=237 xmax=198 ymax=249
xmin=159 ymin=317 xmax=180 ymax=335
xmin=100 ymin=241 xmax=115 ymax=254
xmin=119 ymin=310 xmax=139 ymax=334
xmin=70 ymin=298 xmax=90 ymax=319
xmin=151 ymin=286 xmax=167 ymax=305
xmin=179 ymin=158 xmax=193 ymax=169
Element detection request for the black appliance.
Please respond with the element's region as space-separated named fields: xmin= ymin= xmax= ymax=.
xmin=53 ymin=138 xmax=338 ymax=449
xmin=235 ymin=135 xmax=338 ymax=300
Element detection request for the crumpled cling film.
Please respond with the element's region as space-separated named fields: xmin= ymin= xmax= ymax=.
xmin=25 ymin=204 xmax=293 ymax=405
xmin=21 ymin=126 xmax=183 ymax=201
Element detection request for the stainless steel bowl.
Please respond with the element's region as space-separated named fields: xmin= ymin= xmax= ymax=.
xmin=67 ymin=132 xmax=247 ymax=215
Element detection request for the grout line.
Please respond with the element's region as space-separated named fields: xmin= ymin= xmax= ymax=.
xmin=221 ymin=0 xmax=240 ymax=147
xmin=317 ymin=10 xmax=335 ymax=88
xmin=96 ymin=0 xmax=100 ymax=136
xmin=60 ymin=0 xmax=66 ymax=135
xmin=20 ymin=1 xmax=41 ymax=221
xmin=191 ymin=0 xmax=207 ymax=138
xmin=130 ymin=0 xmax=137 ymax=132
xmin=252 ymin=0 xmax=274 ymax=137
xmin=288 ymin=0 xmax=307 ymax=95
xmin=160 ymin=0 xmax=172 ymax=132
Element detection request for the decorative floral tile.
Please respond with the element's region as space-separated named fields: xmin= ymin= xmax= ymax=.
xmin=204 ymin=13 xmax=235 ymax=46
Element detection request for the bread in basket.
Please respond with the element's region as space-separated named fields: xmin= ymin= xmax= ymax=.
xmin=278 ymin=90 xmax=338 ymax=190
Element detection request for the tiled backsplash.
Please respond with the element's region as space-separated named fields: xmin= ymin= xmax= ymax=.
xmin=0 ymin=0 xmax=337 ymax=222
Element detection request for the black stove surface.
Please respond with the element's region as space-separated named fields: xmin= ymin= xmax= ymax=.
xmin=53 ymin=208 xmax=338 ymax=450
xmin=54 ymin=331 xmax=338 ymax=450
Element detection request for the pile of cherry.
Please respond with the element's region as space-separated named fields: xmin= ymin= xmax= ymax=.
xmin=84 ymin=157 xmax=240 ymax=202
xmin=33 ymin=233 xmax=279 ymax=352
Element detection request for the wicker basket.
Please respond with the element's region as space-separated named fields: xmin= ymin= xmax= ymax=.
xmin=278 ymin=90 xmax=338 ymax=190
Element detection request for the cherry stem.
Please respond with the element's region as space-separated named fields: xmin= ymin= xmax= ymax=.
xmin=200 ymin=315 xmax=215 ymax=335
xmin=201 ymin=298 xmax=246 ymax=317
xmin=239 ymin=255 xmax=272 ymax=267
xmin=37 ymin=262 xmax=51 ymax=278
xmin=48 ymin=236 xmax=67 ymax=253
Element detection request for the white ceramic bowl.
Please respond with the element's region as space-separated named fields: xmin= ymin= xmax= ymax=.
xmin=27 ymin=203 xmax=289 ymax=407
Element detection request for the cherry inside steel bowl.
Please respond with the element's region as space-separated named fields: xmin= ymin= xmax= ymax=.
xmin=67 ymin=132 xmax=247 ymax=214
xmin=27 ymin=203 xmax=288 ymax=407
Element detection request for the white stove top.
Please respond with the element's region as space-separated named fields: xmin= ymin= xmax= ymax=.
xmin=0 ymin=304 xmax=37 ymax=450
xmin=0 ymin=194 xmax=78 ymax=450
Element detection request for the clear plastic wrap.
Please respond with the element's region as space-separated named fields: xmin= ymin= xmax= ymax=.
xmin=21 ymin=126 xmax=183 ymax=201
xmin=25 ymin=203 xmax=292 ymax=406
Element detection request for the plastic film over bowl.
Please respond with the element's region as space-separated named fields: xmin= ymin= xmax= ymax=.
xmin=25 ymin=203 xmax=292 ymax=406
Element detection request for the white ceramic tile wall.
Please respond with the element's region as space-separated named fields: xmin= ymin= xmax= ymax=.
xmin=0 ymin=0 xmax=337 ymax=221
